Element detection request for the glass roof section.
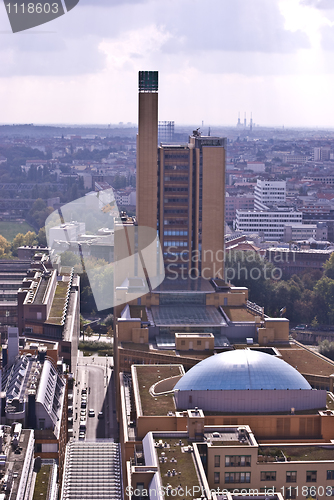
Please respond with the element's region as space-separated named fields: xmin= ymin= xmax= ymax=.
xmin=174 ymin=349 xmax=312 ymax=391
xmin=154 ymin=277 xmax=215 ymax=293
xmin=151 ymin=305 xmax=227 ymax=326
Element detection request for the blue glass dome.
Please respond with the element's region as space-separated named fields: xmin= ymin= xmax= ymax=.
xmin=174 ymin=349 xmax=311 ymax=391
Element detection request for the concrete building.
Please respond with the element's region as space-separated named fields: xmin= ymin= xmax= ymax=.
xmin=265 ymin=247 xmax=332 ymax=277
xmin=235 ymin=209 xmax=302 ymax=240
xmin=1 ymin=351 xmax=68 ymax=481
xmin=158 ymin=136 xmax=226 ymax=277
xmin=17 ymin=264 xmax=80 ymax=370
xmin=0 ymin=426 xmax=35 ymax=500
xmin=48 ymin=222 xmax=85 ymax=249
xmin=254 ymin=180 xmax=286 ymax=211
xmin=225 ymin=193 xmax=254 ymax=224
xmin=283 ymin=222 xmax=328 ymax=243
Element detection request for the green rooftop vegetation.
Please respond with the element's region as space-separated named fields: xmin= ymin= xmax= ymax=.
xmin=156 ymin=438 xmax=201 ymax=493
xmin=46 ymin=281 xmax=69 ymax=325
xmin=223 ymin=306 xmax=257 ymax=322
xmin=135 ymin=365 xmax=182 ymax=416
xmin=259 ymin=446 xmax=334 ymax=462
xmin=32 ymin=464 xmax=51 ymax=500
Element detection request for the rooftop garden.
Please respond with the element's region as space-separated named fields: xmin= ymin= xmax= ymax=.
xmin=135 ymin=365 xmax=182 ymax=416
xmin=223 ymin=306 xmax=257 ymax=322
xmin=46 ymin=281 xmax=69 ymax=325
xmin=32 ymin=464 xmax=51 ymax=500
xmin=259 ymin=446 xmax=334 ymax=462
xmin=156 ymin=438 xmax=201 ymax=493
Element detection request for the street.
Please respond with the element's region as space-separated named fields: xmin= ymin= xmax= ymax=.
xmin=73 ymin=352 xmax=118 ymax=441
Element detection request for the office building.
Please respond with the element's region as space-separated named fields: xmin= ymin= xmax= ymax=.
xmin=254 ymin=180 xmax=286 ymax=211
xmin=235 ymin=209 xmax=302 ymax=240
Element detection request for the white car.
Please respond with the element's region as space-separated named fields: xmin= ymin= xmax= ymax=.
xmin=88 ymin=409 xmax=95 ymax=417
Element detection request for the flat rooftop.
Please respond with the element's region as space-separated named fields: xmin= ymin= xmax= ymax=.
xmin=46 ymin=274 xmax=72 ymax=326
xmin=223 ymin=306 xmax=257 ymax=322
xmin=135 ymin=365 xmax=182 ymax=416
xmin=205 ymin=428 xmax=253 ymax=446
xmin=154 ymin=438 xmax=201 ymax=493
xmin=279 ymin=345 xmax=334 ymax=377
xmin=259 ymin=445 xmax=334 ymax=462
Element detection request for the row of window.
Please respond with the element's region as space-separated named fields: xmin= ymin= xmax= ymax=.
xmin=164 ymin=176 xmax=189 ymax=181
xmin=164 ymin=230 xmax=188 ymax=236
xmin=164 ymin=241 xmax=188 ymax=247
xmin=164 ymin=198 xmax=188 ymax=203
xmin=213 ymin=466 xmax=334 ymax=484
xmin=215 ymin=455 xmax=251 ymax=467
xmin=164 ymin=187 xmax=188 ymax=192
xmin=220 ymin=472 xmax=251 ymax=484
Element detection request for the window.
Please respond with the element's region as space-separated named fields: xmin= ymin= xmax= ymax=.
xmin=37 ymin=311 xmax=42 ymax=320
xmin=225 ymin=472 xmax=251 ymax=484
xmin=286 ymin=471 xmax=297 ymax=483
xmin=306 ymin=471 xmax=317 ymax=483
xmin=181 ymin=340 xmax=185 ymax=346
xmin=214 ymin=472 xmax=220 ymax=484
xmin=327 ymin=471 xmax=334 ymax=480
xmin=214 ymin=455 xmax=220 ymax=467
xmin=35 ymin=443 xmax=42 ymax=453
xmin=225 ymin=455 xmax=251 ymax=467
xmin=197 ymin=340 xmax=201 ymax=346
xmin=261 ymin=471 xmax=276 ymax=481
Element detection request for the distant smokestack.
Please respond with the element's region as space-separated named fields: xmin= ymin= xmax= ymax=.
xmin=237 ymin=112 xmax=241 ymax=127
xmin=250 ymin=112 xmax=253 ymax=132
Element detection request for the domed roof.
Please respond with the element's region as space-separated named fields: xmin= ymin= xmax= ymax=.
xmin=174 ymin=350 xmax=311 ymax=391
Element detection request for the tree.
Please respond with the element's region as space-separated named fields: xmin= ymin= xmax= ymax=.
xmin=0 ymin=235 xmax=10 ymax=258
xmin=105 ymin=314 xmax=114 ymax=327
xmin=24 ymin=231 xmax=37 ymax=246
xmin=323 ymin=253 xmax=334 ymax=279
xmin=85 ymin=325 xmax=93 ymax=337
xmin=37 ymin=227 xmax=47 ymax=247
xmin=11 ymin=233 xmax=25 ymax=256
xmin=318 ymin=340 xmax=334 ymax=361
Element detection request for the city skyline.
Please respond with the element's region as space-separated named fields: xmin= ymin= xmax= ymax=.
xmin=1 ymin=0 xmax=334 ymax=127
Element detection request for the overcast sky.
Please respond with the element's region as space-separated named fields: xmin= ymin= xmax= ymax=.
xmin=1 ymin=0 xmax=334 ymax=127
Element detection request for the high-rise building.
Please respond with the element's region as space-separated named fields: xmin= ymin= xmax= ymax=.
xmin=137 ymin=71 xmax=226 ymax=279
